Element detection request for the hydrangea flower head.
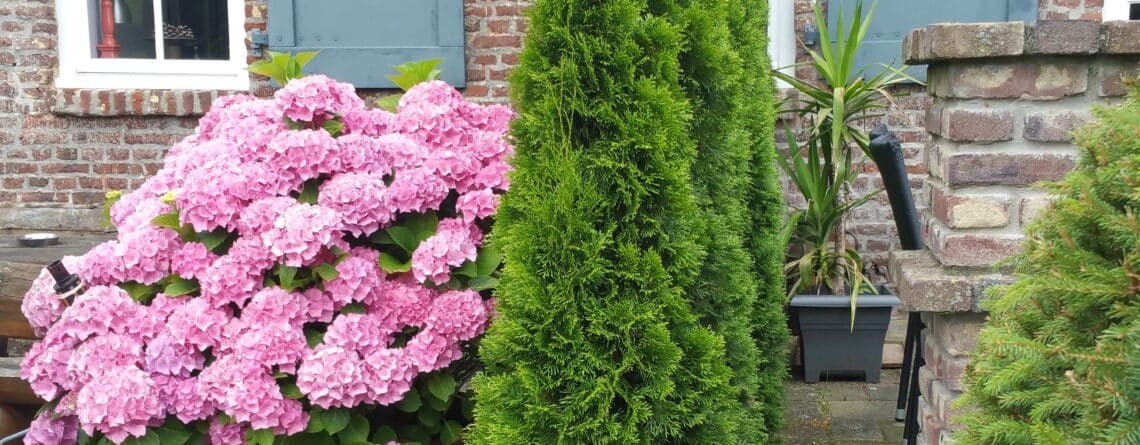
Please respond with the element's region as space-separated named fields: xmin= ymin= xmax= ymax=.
xmin=20 ymin=74 xmax=511 ymax=444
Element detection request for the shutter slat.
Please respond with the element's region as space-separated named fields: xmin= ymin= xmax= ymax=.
xmin=267 ymin=0 xmax=296 ymax=47
xmin=268 ymin=0 xmax=466 ymax=88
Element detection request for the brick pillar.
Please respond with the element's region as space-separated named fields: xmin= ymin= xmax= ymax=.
xmin=891 ymin=20 xmax=1140 ymax=445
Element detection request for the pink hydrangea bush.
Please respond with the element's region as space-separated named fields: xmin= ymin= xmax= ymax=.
xmin=20 ymin=74 xmax=512 ymax=444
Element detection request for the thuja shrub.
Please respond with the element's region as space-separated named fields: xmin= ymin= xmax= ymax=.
xmin=728 ymin=0 xmax=789 ymax=434
xmin=19 ymin=75 xmax=513 ymax=444
xmin=469 ymin=0 xmax=735 ymax=443
xmin=957 ymin=82 xmax=1140 ymax=444
xmin=651 ymin=0 xmax=772 ymax=441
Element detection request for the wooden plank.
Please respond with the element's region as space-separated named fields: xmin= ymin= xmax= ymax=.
xmin=0 ymin=262 xmax=45 ymax=339
xmin=0 ymin=357 xmax=39 ymax=405
xmin=0 ymin=233 xmax=115 ymax=340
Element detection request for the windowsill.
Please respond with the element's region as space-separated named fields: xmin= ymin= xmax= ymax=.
xmin=51 ymin=88 xmax=249 ymax=117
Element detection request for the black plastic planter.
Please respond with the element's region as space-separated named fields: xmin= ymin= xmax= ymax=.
xmin=790 ymin=291 xmax=900 ymax=383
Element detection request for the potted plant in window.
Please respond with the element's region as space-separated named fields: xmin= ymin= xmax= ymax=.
xmin=774 ymin=0 xmax=916 ymax=383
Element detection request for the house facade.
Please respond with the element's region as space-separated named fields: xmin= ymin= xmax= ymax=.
xmin=0 ymin=0 xmax=1135 ymax=440
xmin=0 ymin=0 xmax=1120 ymax=275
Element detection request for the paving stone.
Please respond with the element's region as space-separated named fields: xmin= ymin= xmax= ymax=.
xmin=788 ymin=395 xmax=825 ymax=420
xmin=829 ymin=401 xmax=897 ymax=420
xmin=786 ymin=381 xmax=821 ymax=402
xmin=827 ymin=384 xmax=871 ymax=402
xmin=831 ymin=419 xmax=884 ymax=442
xmin=866 ymin=383 xmax=901 ymax=402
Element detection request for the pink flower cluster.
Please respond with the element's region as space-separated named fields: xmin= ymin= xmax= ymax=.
xmin=21 ymin=77 xmax=511 ymax=444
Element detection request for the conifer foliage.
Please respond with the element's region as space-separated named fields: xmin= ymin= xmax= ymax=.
xmin=468 ymin=0 xmax=736 ymax=443
xmin=958 ymin=82 xmax=1140 ymax=444
xmin=727 ymin=0 xmax=791 ymax=434
xmin=652 ymin=0 xmax=783 ymax=440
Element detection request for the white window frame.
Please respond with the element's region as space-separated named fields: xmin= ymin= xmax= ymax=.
xmin=55 ymin=0 xmax=249 ymax=91
xmin=1103 ymin=0 xmax=1140 ymax=21
xmin=769 ymin=0 xmax=796 ymax=89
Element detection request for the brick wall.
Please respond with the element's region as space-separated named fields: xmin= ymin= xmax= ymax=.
xmin=893 ymin=20 xmax=1140 ymax=445
xmin=0 ymin=0 xmax=526 ymax=230
xmin=1040 ymin=0 xmax=1103 ymax=20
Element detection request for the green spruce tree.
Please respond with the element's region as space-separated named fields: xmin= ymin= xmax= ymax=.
xmin=730 ymin=0 xmax=791 ymax=434
xmin=648 ymin=0 xmax=776 ymax=441
xmin=957 ymin=81 xmax=1140 ymax=444
xmin=468 ymin=0 xmax=735 ymax=443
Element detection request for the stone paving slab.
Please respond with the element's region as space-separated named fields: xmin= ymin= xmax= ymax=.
xmin=782 ymin=369 xmax=904 ymax=445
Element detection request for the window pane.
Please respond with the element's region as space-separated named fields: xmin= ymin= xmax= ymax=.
xmin=161 ymin=0 xmax=230 ymax=60
xmin=91 ymin=0 xmax=158 ymax=59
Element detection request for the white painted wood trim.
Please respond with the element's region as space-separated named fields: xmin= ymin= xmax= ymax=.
xmin=769 ymin=0 xmax=796 ymax=89
xmin=1103 ymin=0 xmax=1139 ymax=21
xmin=55 ymin=0 xmax=250 ymax=91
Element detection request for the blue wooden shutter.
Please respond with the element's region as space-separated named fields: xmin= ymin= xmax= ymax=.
xmin=827 ymin=0 xmax=1037 ymax=82
xmin=268 ymin=0 xmax=466 ymax=88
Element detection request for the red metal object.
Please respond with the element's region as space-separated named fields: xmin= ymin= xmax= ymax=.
xmin=95 ymin=0 xmax=120 ymax=58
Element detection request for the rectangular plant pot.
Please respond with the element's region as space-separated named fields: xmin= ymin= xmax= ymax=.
xmin=790 ymin=289 xmax=900 ymax=383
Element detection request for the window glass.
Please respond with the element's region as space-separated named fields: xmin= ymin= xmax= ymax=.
xmin=161 ymin=0 xmax=230 ymax=60
xmin=90 ymin=0 xmax=229 ymax=60
xmin=95 ymin=0 xmax=157 ymax=59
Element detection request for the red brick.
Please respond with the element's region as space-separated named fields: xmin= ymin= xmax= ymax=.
xmin=1026 ymin=20 xmax=1099 ymax=55
xmin=78 ymin=177 xmax=104 ymax=189
xmin=109 ymin=148 xmax=130 ymax=160
xmin=928 ymin=61 xmax=1088 ymax=100
xmin=125 ymin=133 xmax=179 ymax=145
xmin=472 ymin=54 xmax=496 ymax=66
xmin=71 ymin=192 xmax=106 ymax=206
xmin=73 ymin=131 xmax=122 ymax=144
xmin=31 ymin=22 xmax=55 ymax=34
xmin=489 ymin=68 xmax=510 ymax=81
xmin=105 ymin=178 xmax=129 ymax=189
xmin=2 ymin=177 xmax=23 ymax=188
xmin=18 ymin=192 xmax=55 ymax=203
xmin=40 ymin=163 xmax=90 ymax=174
xmin=945 ymin=152 xmax=1075 ymax=187
xmin=19 ymin=131 xmax=67 ymax=145
xmin=55 ymin=147 xmax=77 ymax=160
xmin=471 ymin=35 xmax=520 ymax=49
xmin=52 ymin=178 xmax=77 ymax=190
xmin=931 ymin=185 xmax=1011 ymax=229
xmin=93 ymin=163 xmax=130 ymax=174
xmin=941 ymin=109 xmax=1013 ymax=143
xmin=934 ymin=232 xmax=1024 ymax=268
xmin=467 ymin=69 xmax=487 ymax=82
xmin=1101 ymin=21 xmax=1140 ymax=54
xmin=13 ymin=5 xmax=52 ymax=19
xmin=464 ymin=85 xmax=490 ymax=97
xmin=487 ymin=19 xmax=511 ymax=34
xmin=1024 ymin=111 xmax=1091 ymax=142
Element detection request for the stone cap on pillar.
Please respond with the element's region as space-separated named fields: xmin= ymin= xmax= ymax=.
xmin=889 ymin=250 xmax=1012 ymax=313
xmin=903 ymin=20 xmax=1140 ymax=65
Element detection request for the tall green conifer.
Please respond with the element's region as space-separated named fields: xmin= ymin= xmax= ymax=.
xmin=649 ymin=0 xmax=777 ymax=441
xmin=731 ymin=0 xmax=791 ymax=434
xmin=468 ymin=0 xmax=734 ymax=443
xmin=958 ymin=82 xmax=1140 ymax=444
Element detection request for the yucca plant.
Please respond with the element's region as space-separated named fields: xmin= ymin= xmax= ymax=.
xmin=775 ymin=0 xmax=916 ymax=310
xmin=778 ymin=130 xmax=878 ymax=300
xmin=774 ymin=0 xmax=917 ymax=185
